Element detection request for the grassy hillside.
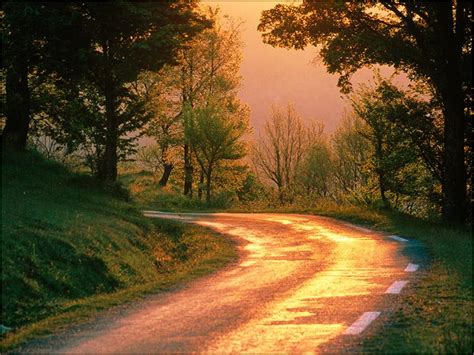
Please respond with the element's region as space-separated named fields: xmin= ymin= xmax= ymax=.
xmin=1 ymin=150 xmax=236 ymax=350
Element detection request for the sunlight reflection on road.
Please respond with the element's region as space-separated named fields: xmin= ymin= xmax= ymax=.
xmin=57 ymin=212 xmax=406 ymax=354
xmin=206 ymin=215 xmax=388 ymax=353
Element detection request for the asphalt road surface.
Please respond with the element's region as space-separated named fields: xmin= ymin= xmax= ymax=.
xmin=17 ymin=212 xmax=424 ymax=354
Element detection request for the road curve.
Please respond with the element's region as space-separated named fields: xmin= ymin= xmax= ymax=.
xmin=17 ymin=212 xmax=418 ymax=354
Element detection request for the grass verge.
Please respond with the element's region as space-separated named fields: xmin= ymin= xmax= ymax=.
xmin=121 ymin=171 xmax=235 ymax=211
xmin=0 ymin=151 xmax=237 ymax=352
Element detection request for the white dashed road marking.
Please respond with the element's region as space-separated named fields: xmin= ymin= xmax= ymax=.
xmin=404 ymin=263 xmax=419 ymax=272
xmin=385 ymin=280 xmax=408 ymax=294
xmin=388 ymin=235 xmax=409 ymax=242
xmin=343 ymin=312 xmax=381 ymax=335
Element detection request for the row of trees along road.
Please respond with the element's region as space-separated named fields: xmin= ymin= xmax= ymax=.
xmin=2 ymin=2 xmax=210 ymax=183
xmin=259 ymin=1 xmax=472 ymax=223
xmin=254 ymin=90 xmax=444 ymax=219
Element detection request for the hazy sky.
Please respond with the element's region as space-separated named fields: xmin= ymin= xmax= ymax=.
xmin=211 ymin=1 xmax=403 ymax=134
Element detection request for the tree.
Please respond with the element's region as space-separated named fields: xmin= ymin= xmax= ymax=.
xmin=297 ymin=139 xmax=332 ymax=199
xmin=259 ymin=1 xmax=472 ymax=223
xmin=352 ymin=81 xmax=416 ymax=207
xmin=68 ymin=2 xmax=210 ymax=184
xmin=2 ymin=2 xmax=209 ymax=184
xmin=331 ymin=114 xmax=372 ymax=199
xmin=131 ymin=72 xmax=182 ymax=187
xmin=253 ymin=104 xmax=322 ymax=203
xmin=183 ymin=101 xmax=248 ymax=202
xmin=341 ymin=77 xmax=442 ymax=212
xmin=143 ymin=8 xmax=243 ymax=196
xmin=2 ymin=3 xmax=60 ymax=150
xmin=28 ymin=78 xmax=149 ymax=178
xmin=136 ymin=145 xmax=166 ymax=183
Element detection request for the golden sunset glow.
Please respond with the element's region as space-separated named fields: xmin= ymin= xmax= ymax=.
xmin=3 ymin=2 xmax=470 ymax=353
xmin=208 ymin=1 xmax=405 ymax=133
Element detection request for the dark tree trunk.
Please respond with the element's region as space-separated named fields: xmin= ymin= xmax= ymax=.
xmin=378 ymin=169 xmax=389 ymax=207
xmin=278 ymin=185 xmax=284 ymax=205
xmin=436 ymin=4 xmax=467 ymax=223
xmin=183 ymin=144 xmax=193 ymax=197
xmin=198 ymin=170 xmax=204 ymax=200
xmin=103 ymin=79 xmax=118 ymax=184
xmin=440 ymin=83 xmax=467 ymax=223
xmin=375 ymin=137 xmax=389 ymax=208
xmin=3 ymin=59 xmax=31 ymax=150
xmin=96 ymin=154 xmax=107 ymax=180
xmin=159 ymin=163 xmax=173 ymax=187
xmin=205 ymin=167 xmax=212 ymax=203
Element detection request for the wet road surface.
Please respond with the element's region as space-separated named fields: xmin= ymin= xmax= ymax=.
xmin=17 ymin=212 xmax=423 ymax=353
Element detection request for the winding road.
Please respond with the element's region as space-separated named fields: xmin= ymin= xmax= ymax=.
xmin=18 ymin=212 xmax=423 ymax=353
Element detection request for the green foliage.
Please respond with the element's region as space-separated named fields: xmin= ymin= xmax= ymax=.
xmin=250 ymin=84 xmax=443 ymax=218
xmin=3 ymin=1 xmax=211 ymax=181
xmin=331 ymin=114 xmax=371 ymax=197
xmin=237 ymin=172 xmax=270 ymax=203
xmin=29 ymin=79 xmax=149 ymax=177
xmin=125 ymin=170 xmax=241 ymax=211
xmin=58 ymin=2 xmax=210 ymax=88
xmin=184 ymin=103 xmax=247 ymax=163
xmin=258 ymin=2 xmax=471 ymax=95
xmin=258 ymin=0 xmax=471 ymax=223
xmin=184 ymin=101 xmax=249 ymax=201
xmin=296 ymin=139 xmax=332 ymax=198
xmin=138 ymin=7 xmax=245 ymax=195
xmin=349 ymin=75 xmax=442 ymax=214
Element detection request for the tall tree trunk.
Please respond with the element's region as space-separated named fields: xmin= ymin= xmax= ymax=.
xmin=436 ymin=4 xmax=467 ymax=223
xmin=375 ymin=137 xmax=389 ymax=207
xmin=198 ymin=170 xmax=204 ymax=200
xmin=205 ymin=167 xmax=212 ymax=203
xmin=440 ymin=82 xmax=467 ymax=223
xmin=159 ymin=164 xmax=173 ymax=187
xmin=377 ymin=169 xmax=389 ymax=207
xmin=103 ymin=80 xmax=118 ymax=184
xmin=183 ymin=144 xmax=193 ymax=197
xmin=278 ymin=184 xmax=284 ymax=204
xmin=3 ymin=59 xmax=31 ymax=150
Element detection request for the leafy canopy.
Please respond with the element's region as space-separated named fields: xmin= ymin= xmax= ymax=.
xmin=258 ymin=1 xmax=472 ymax=93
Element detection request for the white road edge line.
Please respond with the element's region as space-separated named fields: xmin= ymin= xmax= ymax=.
xmin=388 ymin=235 xmax=409 ymax=242
xmin=404 ymin=263 xmax=419 ymax=272
xmin=343 ymin=312 xmax=381 ymax=335
xmin=385 ymin=280 xmax=408 ymax=294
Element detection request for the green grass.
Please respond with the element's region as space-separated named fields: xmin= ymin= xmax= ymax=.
xmin=0 ymin=150 xmax=237 ymax=351
xmin=122 ymin=171 xmax=237 ymax=212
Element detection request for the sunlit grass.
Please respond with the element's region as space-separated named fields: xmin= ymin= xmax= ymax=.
xmin=121 ymin=171 xmax=234 ymax=211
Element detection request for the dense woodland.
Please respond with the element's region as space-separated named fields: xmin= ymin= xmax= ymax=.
xmin=1 ymin=1 xmax=472 ymax=223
